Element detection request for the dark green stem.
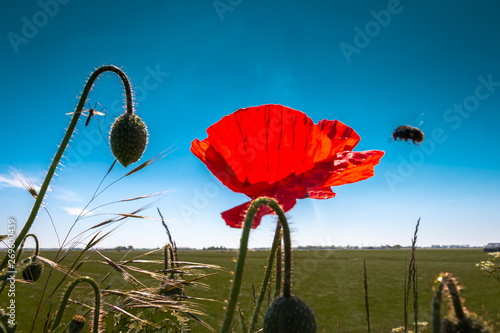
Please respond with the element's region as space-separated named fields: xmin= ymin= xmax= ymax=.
xmin=15 ymin=233 xmax=40 ymax=264
xmin=364 ymin=260 xmax=371 ymax=333
xmin=446 ymin=278 xmax=465 ymax=321
xmin=248 ymin=221 xmax=282 ymax=333
xmin=51 ymin=276 xmax=100 ymax=333
xmin=431 ymin=275 xmax=446 ymax=333
xmin=0 ymin=65 xmax=133 ymax=273
xmin=274 ymin=228 xmax=282 ymax=299
xmin=220 ymin=197 xmax=292 ymax=333
xmin=0 ymin=233 xmax=40 ymax=294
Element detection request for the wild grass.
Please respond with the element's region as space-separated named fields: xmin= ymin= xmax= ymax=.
xmin=2 ymin=140 xmax=214 ymax=332
xmin=3 ymin=248 xmax=221 ymax=332
xmin=6 ymin=248 xmax=495 ymax=332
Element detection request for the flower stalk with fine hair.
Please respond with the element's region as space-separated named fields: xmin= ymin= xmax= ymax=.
xmin=432 ymin=273 xmax=449 ymax=333
xmin=51 ymin=276 xmax=100 ymax=333
xmin=0 ymin=65 xmax=138 ymax=273
xmin=0 ymin=233 xmax=41 ymax=293
xmin=15 ymin=233 xmax=40 ymax=264
xmin=220 ymin=197 xmax=292 ymax=333
xmin=248 ymin=221 xmax=283 ymax=332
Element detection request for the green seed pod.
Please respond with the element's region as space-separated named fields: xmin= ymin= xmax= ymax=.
xmin=110 ymin=113 xmax=148 ymax=167
xmin=69 ymin=315 xmax=86 ymax=333
xmin=263 ymin=295 xmax=316 ymax=333
xmin=22 ymin=261 xmax=43 ymax=282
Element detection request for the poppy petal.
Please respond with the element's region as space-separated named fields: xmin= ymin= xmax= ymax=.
xmin=191 ymin=104 xmax=384 ymax=229
xmin=221 ymin=201 xmax=271 ymax=229
xmin=317 ymin=119 xmax=361 ymax=154
xmin=308 ymin=188 xmax=336 ymax=199
xmin=197 ymin=105 xmax=365 ymax=189
xmin=204 ymin=105 xmax=318 ymax=186
xmin=191 ymin=138 xmax=209 ymax=164
xmin=221 ymin=193 xmax=297 ymax=229
xmin=325 ymin=150 xmax=385 ymax=187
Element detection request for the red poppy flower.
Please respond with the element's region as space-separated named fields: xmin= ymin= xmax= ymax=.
xmin=191 ymin=104 xmax=384 ymax=229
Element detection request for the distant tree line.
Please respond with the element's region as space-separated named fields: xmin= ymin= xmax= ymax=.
xmin=203 ymin=246 xmax=228 ymax=251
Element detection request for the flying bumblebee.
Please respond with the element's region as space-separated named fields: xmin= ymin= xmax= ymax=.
xmin=389 ymin=125 xmax=424 ymax=145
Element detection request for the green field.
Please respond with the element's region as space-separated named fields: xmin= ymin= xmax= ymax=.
xmin=3 ymin=248 xmax=499 ymax=332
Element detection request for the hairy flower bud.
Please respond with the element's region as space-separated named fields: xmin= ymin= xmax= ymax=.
xmin=69 ymin=315 xmax=86 ymax=333
xmin=22 ymin=261 xmax=43 ymax=282
xmin=263 ymin=295 xmax=316 ymax=332
xmin=110 ymin=113 xmax=148 ymax=167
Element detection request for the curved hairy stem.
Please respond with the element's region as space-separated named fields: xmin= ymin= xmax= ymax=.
xmin=51 ymin=276 xmax=101 ymax=332
xmin=15 ymin=233 xmax=40 ymax=264
xmin=0 ymin=233 xmax=41 ymax=294
xmin=220 ymin=197 xmax=292 ymax=333
xmin=248 ymin=221 xmax=282 ymax=333
xmin=445 ymin=277 xmax=465 ymax=321
xmin=274 ymin=228 xmax=282 ymax=299
xmin=0 ymin=65 xmax=133 ymax=272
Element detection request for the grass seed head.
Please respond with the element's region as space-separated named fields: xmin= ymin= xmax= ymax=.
xmin=22 ymin=261 xmax=43 ymax=282
xmin=110 ymin=113 xmax=148 ymax=167
xmin=263 ymin=295 xmax=316 ymax=333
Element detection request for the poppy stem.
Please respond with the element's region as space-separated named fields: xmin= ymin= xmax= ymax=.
xmin=431 ymin=273 xmax=448 ymax=333
xmin=220 ymin=197 xmax=292 ymax=333
xmin=0 ymin=233 xmax=41 ymax=295
xmin=51 ymin=276 xmax=101 ymax=333
xmin=274 ymin=227 xmax=283 ymax=299
xmin=0 ymin=65 xmax=133 ymax=273
xmin=248 ymin=221 xmax=282 ymax=333
xmin=445 ymin=276 xmax=466 ymax=321
xmin=15 ymin=233 xmax=40 ymax=265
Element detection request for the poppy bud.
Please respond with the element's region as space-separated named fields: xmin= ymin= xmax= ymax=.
xmin=22 ymin=261 xmax=43 ymax=282
xmin=69 ymin=315 xmax=86 ymax=333
xmin=110 ymin=113 xmax=148 ymax=167
xmin=263 ymin=295 xmax=316 ymax=333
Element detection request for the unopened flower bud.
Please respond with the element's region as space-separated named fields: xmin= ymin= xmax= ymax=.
xmin=110 ymin=113 xmax=148 ymax=167
xmin=263 ymin=295 xmax=316 ymax=332
xmin=69 ymin=315 xmax=86 ymax=333
xmin=22 ymin=261 xmax=43 ymax=282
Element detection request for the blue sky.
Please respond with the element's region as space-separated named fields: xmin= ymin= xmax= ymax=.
xmin=2 ymin=1 xmax=500 ymax=250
